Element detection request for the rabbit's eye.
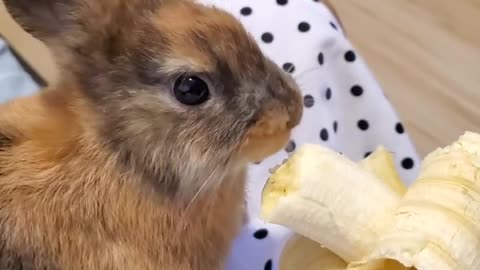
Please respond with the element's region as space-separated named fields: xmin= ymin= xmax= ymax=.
xmin=173 ymin=75 xmax=210 ymax=105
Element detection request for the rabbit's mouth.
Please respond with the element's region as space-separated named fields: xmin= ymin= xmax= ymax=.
xmin=239 ymin=130 xmax=291 ymax=163
xmin=240 ymin=109 xmax=293 ymax=162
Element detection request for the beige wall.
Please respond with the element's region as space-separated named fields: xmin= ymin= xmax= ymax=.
xmin=0 ymin=1 xmax=57 ymax=82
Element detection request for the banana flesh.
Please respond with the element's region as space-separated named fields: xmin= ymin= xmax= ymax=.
xmin=279 ymin=235 xmax=347 ymax=270
xmin=359 ymin=146 xmax=407 ymax=195
xmin=262 ymin=131 xmax=480 ymax=270
xmin=261 ymin=144 xmax=403 ymax=262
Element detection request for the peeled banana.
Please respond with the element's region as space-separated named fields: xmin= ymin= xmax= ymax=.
xmin=277 ymin=147 xmax=406 ymax=270
xmin=261 ymin=131 xmax=480 ymax=270
xmin=261 ymin=144 xmax=403 ymax=262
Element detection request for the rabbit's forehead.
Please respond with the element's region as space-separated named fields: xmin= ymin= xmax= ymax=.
xmin=148 ymin=1 xmax=267 ymax=79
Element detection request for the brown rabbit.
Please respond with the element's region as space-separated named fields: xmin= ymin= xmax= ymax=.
xmin=0 ymin=0 xmax=303 ymax=269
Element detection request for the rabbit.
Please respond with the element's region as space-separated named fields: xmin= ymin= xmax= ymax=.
xmin=0 ymin=0 xmax=303 ymax=269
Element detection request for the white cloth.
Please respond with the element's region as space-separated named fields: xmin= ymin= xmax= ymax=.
xmin=193 ymin=1 xmax=421 ymax=270
xmin=0 ymin=37 xmax=40 ymax=103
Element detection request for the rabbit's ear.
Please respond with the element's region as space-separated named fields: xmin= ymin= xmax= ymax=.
xmin=3 ymin=0 xmax=77 ymax=41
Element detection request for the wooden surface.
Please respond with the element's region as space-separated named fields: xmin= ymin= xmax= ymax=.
xmin=331 ymin=0 xmax=480 ymax=157
xmin=1 ymin=0 xmax=479 ymax=157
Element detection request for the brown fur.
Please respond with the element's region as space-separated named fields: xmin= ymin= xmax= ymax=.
xmin=0 ymin=89 xmax=247 ymax=270
xmin=0 ymin=0 xmax=303 ymax=269
xmin=0 ymin=74 xmax=249 ymax=270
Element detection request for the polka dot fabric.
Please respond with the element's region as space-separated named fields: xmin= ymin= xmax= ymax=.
xmin=197 ymin=1 xmax=421 ymax=270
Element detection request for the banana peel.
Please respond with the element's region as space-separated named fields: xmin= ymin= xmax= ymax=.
xmin=262 ymin=132 xmax=480 ymax=270
xmin=279 ymin=235 xmax=347 ymax=270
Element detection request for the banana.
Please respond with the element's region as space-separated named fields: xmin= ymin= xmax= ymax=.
xmin=350 ymin=131 xmax=480 ymax=270
xmin=261 ymin=144 xmax=403 ymax=262
xmin=262 ymin=131 xmax=480 ymax=270
xmin=277 ymin=147 xmax=406 ymax=270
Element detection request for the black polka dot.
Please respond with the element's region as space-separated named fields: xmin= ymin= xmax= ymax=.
xmin=344 ymin=50 xmax=356 ymax=62
xmin=351 ymin=85 xmax=363 ymax=97
xmin=276 ymin=0 xmax=288 ymax=5
xmin=320 ymin=129 xmax=329 ymax=141
xmin=401 ymin=157 xmax=415 ymax=170
xmin=264 ymin=260 xmax=273 ymax=270
xmin=285 ymin=140 xmax=296 ymax=153
xmin=261 ymin=33 xmax=274 ymax=43
xmin=282 ymin=62 xmax=295 ymax=73
xmin=396 ymin=123 xmax=405 ymax=134
xmin=333 ymin=121 xmax=338 ymax=133
xmin=304 ymin=95 xmax=314 ymax=108
xmin=253 ymin=228 xmax=269 ymax=239
xmin=318 ymin=52 xmax=324 ymax=65
xmin=364 ymin=152 xmax=372 ymax=158
xmin=325 ymin=88 xmax=332 ymax=100
xmin=254 ymin=161 xmax=261 ymax=165
xmin=357 ymin=120 xmax=369 ymax=131
xmin=240 ymin=7 xmax=252 ymax=16
xmin=330 ymin=21 xmax=338 ymax=30
xmin=298 ymin=22 xmax=311 ymax=32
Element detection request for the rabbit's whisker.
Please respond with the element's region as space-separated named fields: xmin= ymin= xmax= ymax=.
xmin=178 ymin=166 xmax=219 ymax=231
xmin=293 ymin=66 xmax=323 ymax=81
xmin=286 ymin=65 xmax=295 ymax=74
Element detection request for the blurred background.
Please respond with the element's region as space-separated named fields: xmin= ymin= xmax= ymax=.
xmin=331 ymin=0 xmax=480 ymax=156
xmin=1 ymin=0 xmax=479 ymax=157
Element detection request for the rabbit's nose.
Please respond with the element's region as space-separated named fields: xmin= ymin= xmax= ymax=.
xmin=266 ymin=73 xmax=303 ymax=131
xmin=286 ymin=92 xmax=303 ymax=129
xmin=250 ymin=106 xmax=290 ymax=136
xmin=252 ymin=89 xmax=302 ymax=134
xmin=279 ymin=81 xmax=303 ymax=130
